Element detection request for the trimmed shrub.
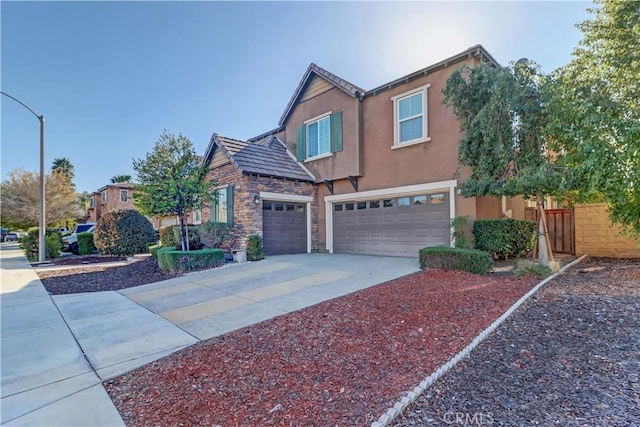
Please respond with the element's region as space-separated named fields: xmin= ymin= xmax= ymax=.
xmin=77 ymin=232 xmax=97 ymax=255
xmin=146 ymin=241 xmax=159 ymax=253
xmin=172 ymin=225 xmax=204 ymax=250
xmin=473 ymin=219 xmax=536 ymax=259
xmin=157 ymin=248 xmax=224 ymax=272
xmin=19 ymin=228 xmax=62 ymax=261
xmin=200 ymin=221 xmax=231 ymax=248
xmin=513 ymin=260 xmax=552 ymax=279
xmin=419 ymin=246 xmax=492 ymax=275
xmin=159 ymin=225 xmax=178 ymax=248
xmin=94 ymin=209 xmax=157 ymax=256
xmin=147 ymin=244 xmax=161 ymax=258
xmin=246 ymin=235 xmax=265 ymax=261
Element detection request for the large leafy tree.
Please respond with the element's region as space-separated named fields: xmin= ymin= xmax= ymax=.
xmin=133 ymin=131 xmax=214 ymax=250
xmin=110 ymin=174 xmax=132 ymax=183
xmin=1 ymin=168 xmax=78 ymax=229
xmin=443 ymin=61 xmax=565 ymax=265
xmin=546 ymin=0 xmax=640 ymax=237
xmin=51 ymin=157 xmax=75 ymax=184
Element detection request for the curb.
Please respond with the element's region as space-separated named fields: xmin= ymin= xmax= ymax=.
xmin=371 ymin=254 xmax=589 ymax=427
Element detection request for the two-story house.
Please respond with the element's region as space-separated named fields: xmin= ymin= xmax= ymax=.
xmin=202 ymin=45 xmax=519 ymax=257
xmin=87 ymin=182 xmax=136 ymax=223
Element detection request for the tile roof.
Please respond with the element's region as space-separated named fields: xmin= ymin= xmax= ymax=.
xmin=205 ymin=134 xmax=315 ymax=182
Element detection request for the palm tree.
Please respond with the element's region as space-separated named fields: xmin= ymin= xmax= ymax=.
xmin=110 ymin=174 xmax=132 ymax=183
xmin=51 ymin=157 xmax=75 ymax=182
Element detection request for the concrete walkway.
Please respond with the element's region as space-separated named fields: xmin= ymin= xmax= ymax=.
xmin=0 ymin=243 xmax=125 ymax=426
xmin=1 ymin=244 xmax=419 ymax=425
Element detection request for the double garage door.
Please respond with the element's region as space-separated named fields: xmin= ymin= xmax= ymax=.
xmin=262 ymin=201 xmax=307 ymax=255
xmin=333 ymin=192 xmax=450 ymax=257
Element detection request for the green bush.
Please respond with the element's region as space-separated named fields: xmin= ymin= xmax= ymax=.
xmin=513 ymin=260 xmax=552 ymax=279
xmin=451 ymin=215 xmax=471 ymax=248
xmin=94 ymin=209 xmax=157 ymax=256
xmin=473 ymin=219 xmax=536 ymax=259
xmin=149 ymin=244 xmax=164 ymax=258
xmin=146 ymin=241 xmax=159 ymax=253
xmin=246 ymin=235 xmax=265 ymax=261
xmin=157 ymin=248 xmax=224 ymax=272
xmin=200 ymin=221 xmax=231 ymax=248
xmin=19 ymin=228 xmax=62 ymax=261
xmin=419 ymin=246 xmax=492 ymax=275
xmin=172 ymin=225 xmax=204 ymax=250
xmin=159 ymin=225 xmax=178 ymax=248
xmin=77 ymin=232 xmax=97 ymax=255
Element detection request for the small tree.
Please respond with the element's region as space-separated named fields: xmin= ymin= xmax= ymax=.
xmin=1 ymin=168 xmax=78 ymax=229
xmin=443 ymin=61 xmax=565 ymax=265
xmin=546 ymin=0 xmax=640 ymax=238
xmin=133 ymin=131 xmax=215 ymax=251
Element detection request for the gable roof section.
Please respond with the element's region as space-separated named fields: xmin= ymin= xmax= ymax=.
xmin=203 ymin=134 xmax=314 ymax=182
xmin=278 ymin=63 xmax=365 ymax=126
xmin=276 ymin=44 xmax=499 ymax=127
xmin=365 ymin=44 xmax=499 ymax=97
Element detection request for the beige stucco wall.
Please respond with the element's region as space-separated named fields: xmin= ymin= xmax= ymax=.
xmin=574 ymin=203 xmax=640 ymax=257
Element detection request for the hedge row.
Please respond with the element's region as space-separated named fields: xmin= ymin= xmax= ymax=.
xmin=77 ymin=232 xmax=96 ymax=255
xmin=419 ymin=246 xmax=492 ymax=275
xmin=473 ymin=219 xmax=536 ymax=259
xmin=157 ymin=247 xmax=225 ymax=273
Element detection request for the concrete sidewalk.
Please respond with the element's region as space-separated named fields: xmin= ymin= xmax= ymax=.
xmin=0 ymin=243 xmax=125 ymax=426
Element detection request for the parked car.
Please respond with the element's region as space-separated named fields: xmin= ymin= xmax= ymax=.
xmin=4 ymin=232 xmax=19 ymax=242
xmin=0 ymin=228 xmax=9 ymax=241
xmin=62 ymin=223 xmax=96 ymax=254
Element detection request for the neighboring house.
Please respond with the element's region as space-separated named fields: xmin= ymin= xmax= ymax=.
xmin=202 ymin=45 xmax=521 ymax=257
xmin=87 ymin=183 xmax=136 ymax=223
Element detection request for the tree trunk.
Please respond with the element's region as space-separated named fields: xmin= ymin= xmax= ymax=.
xmin=536 ymin=194 xmax=549 ymax=266
xmin=178 ymin=208 xmax=186 ymax=251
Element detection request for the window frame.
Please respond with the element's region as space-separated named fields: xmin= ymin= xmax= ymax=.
xmin=120 ymin=190 xmax=128 ymax=203
xmin=102 ymin=191 xmax=108 ymax=203
xmin=89 ymin=196 xmax=95 ymax=209
xmin=304 ymin=112 xmax=332 ymax=161
xmin=391 ymin=84 xmax=431 ymax=149
xmin=212 ymin=186 xmax=228 ymax=223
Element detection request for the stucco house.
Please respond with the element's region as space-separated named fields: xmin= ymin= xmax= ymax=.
xmin=201 ymin=44 xmax=524 ymax=257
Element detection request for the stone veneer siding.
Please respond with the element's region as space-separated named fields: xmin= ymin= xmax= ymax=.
xmin=574 ymin=203 xmax=640 ymax=258
xmin=204 ymin=164 xmax=317 ymax=251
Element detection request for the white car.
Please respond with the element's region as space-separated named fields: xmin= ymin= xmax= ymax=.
xmin=62 ymin=223 xmax=96 ymax=254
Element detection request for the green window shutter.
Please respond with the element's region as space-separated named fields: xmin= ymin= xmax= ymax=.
xmin=296 ymin=125 xmax=306 ymax=161
xmin=226 ymin=185 xmax=234 ymax=226
xmin=211 ymin=190 xmax=219 ymax=222
xmin=330 ymin=111 xmax=343 ymax=153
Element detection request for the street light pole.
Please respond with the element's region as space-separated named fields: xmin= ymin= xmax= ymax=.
xmin=1 ymin=91 xmax=47 ymax=263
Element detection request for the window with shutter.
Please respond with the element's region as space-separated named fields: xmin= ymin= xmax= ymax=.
xmin=298 ymin=111 xmax=343 ymax=161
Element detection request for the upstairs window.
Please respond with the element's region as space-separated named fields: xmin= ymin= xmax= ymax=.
xmin=307 ymin=115 xmax=330 ymax=158
xmin=392 ymin=84 xmax=430 ymax=148
xmin=120 ymin=190 xmax=128 ymax=202
xmin=102 ymin=191 xmax=108 ymax=203
xmin=296 ymin=111 xmax=342 ymax=162
xmin=89 ymin=196 xmax=95 ymax=209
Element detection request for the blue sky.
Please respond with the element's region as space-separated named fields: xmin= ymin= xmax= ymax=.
xmin=2 ymin=1 xmax=591 ymax=194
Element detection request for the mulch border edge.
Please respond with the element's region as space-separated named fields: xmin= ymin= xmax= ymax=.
xmin=371 ymin=254 xmax=589 ymax=427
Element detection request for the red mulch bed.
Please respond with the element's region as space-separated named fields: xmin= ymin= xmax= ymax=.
xmin=105 ymin=269 xmax=538 ymax=426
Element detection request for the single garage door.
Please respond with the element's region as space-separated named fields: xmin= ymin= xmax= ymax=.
xmin=333 ymin=192 xmax=450 ymax=257
xmin=262 ymin=201 xmax=307 ymax=255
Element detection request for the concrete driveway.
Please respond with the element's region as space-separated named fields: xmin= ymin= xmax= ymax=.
xmin=2 ymin=246 xmax=418 ymax=425
xmin=53 ymin=253 xmax=419 ymax=380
